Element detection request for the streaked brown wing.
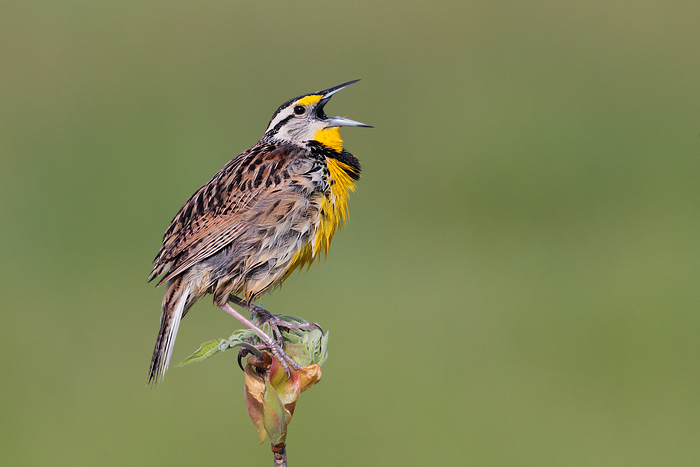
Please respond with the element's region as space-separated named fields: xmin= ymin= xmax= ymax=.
xmin=149 ymin=143 xmax=302 ymax=286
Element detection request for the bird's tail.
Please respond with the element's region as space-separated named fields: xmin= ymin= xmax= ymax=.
xmin=148 ymin=276 xmax=191 ymax=386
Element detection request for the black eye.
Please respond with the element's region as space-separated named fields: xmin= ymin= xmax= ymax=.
xmin=293 ymin=105 xmax=306 ymax=115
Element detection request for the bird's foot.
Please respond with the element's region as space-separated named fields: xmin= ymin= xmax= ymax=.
xmin=219 ymin=301 xmax=302 ymax=377
xmin=249 ymin=304 xmax=322 ymax=346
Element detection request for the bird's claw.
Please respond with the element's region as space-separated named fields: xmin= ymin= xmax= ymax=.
xmin=236 ymin=339 xmax=301 ymax=378
xmin=251 ymin=306 xmax=323 ymax=345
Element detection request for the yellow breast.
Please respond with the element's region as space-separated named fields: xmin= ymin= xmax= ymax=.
xmin=284 ymin=156 xmax=357 ymax=275
xmin=315 ymin=157 xmax=357 ymax=255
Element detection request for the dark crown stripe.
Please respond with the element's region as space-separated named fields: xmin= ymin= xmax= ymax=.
xmin=265 ymin=91 xmax=319 ymax=129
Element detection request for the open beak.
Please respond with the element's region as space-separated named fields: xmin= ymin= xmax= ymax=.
xmin=316 ymin=80 xmax=373 ymax=128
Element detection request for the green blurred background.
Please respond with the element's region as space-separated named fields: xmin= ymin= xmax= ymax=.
xmin=2 ymin=1 xmax=699 ymax=465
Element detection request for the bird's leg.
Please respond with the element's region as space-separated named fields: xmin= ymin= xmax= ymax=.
xmin=219 ymin=302 xmax=302 ymax=373
xmin=228 ymin=296 xmax=322 ymax=346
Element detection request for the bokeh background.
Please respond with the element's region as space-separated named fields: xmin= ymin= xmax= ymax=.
xmin=2 ymin=1 xmax=699 ymax=465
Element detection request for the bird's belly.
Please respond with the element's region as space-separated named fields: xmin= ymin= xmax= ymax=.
xmin=202 ymin=196 xmax=324 ymax=301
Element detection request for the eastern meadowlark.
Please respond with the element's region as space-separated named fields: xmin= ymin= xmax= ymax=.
xmin=148 ymin=80 xmax=370 ymax=385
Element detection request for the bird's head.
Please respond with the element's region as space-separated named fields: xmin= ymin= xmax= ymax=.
xmin=262 ymin=80 xmax=372 ymax=151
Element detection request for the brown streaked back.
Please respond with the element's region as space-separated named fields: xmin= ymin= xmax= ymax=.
xmin=149 ymin=142 xmax=325 ymax=287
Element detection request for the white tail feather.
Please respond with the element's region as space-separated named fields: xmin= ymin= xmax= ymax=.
xmin=156 ymin=283 xmax=191 ymax=384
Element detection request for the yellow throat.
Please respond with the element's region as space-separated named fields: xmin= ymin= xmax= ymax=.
xmin=314 ymin=127 xmax=344 ymax=153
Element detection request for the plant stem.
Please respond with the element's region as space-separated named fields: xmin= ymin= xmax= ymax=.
xmin=272 ymin=444 xmax=286 ymax=467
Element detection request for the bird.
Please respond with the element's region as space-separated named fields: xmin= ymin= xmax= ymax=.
xmin=148 ymin=80 xmax=371 ymax=385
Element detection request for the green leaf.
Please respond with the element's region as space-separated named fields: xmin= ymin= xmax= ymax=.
xmin=221 ymin=328 xmax=257 ymax=350
xmin=177 ymin=315 xmax=329 ymax=369
xmin=285 ymin=343 xmax=312 ymax=367
xmin=177 ymin=339 xmax=225 ymax=366
xmin=318 ymin=330 xmax=329 ymax=366
xmin=262 ymin=380 xmax=288 ymax=445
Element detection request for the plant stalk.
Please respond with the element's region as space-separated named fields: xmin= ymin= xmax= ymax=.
xmin=272 ymin=443 xmax=286 ymax=467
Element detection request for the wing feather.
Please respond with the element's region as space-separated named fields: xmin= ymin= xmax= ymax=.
xmin=149 ymin=144 xmax=305 ymax=285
